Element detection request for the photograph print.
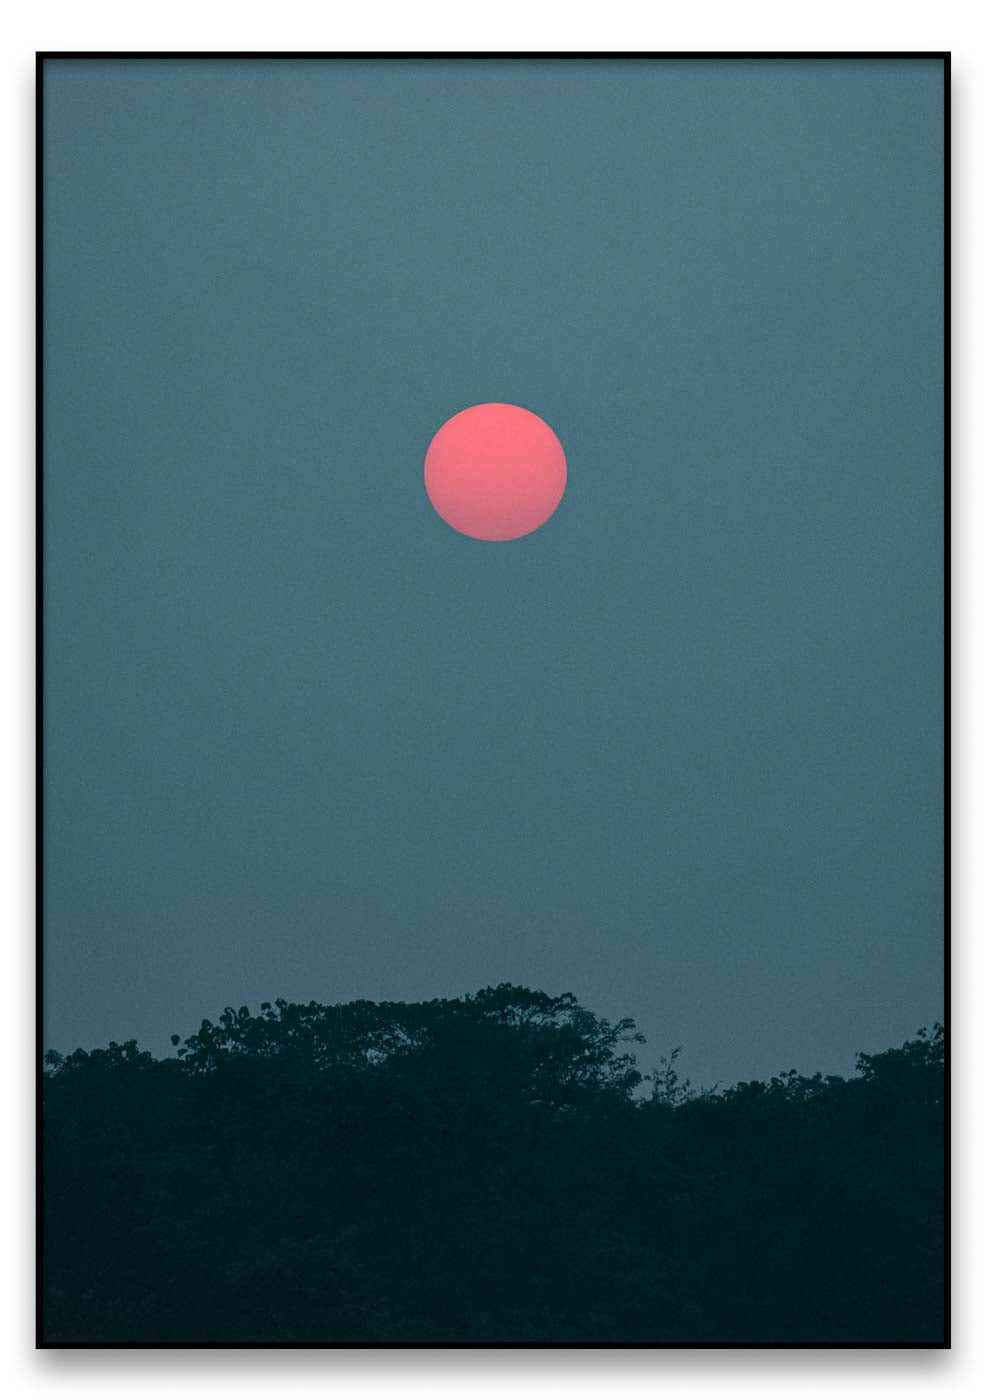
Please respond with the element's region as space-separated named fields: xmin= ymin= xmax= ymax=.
xmin=39 ymin=53 xmax=947 ymax=1347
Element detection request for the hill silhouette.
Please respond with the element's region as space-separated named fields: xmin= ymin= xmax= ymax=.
xmin=42 ymin=986 xmax=944 ymax=1345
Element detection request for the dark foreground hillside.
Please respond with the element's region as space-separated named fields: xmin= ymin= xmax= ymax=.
xmin=42 ymin=987 xmax=944 ymax=1345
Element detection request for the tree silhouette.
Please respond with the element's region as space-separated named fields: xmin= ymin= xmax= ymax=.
xmin=42 ymin=989 xmax=944 ymax=1345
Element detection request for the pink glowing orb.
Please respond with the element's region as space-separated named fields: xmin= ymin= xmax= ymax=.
xmin=424 ymin=403 xmax=567 ymax=542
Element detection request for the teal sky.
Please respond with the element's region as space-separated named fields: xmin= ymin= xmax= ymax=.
xmin=43 ymin=57 xmax=944 ymax=1085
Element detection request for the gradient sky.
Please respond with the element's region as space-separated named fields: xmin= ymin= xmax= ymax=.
xmin=42 ymin=57 xmax=944 ymax=1086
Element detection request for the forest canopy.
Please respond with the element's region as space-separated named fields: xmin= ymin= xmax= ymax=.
xmin=42 ymin=987 xmax=944 ymax=1346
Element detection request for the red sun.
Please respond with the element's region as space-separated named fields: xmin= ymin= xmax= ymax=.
xmin=424 ymin=403 xmax=567 ymax=542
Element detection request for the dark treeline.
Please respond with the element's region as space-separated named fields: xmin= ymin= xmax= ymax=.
xmin=42 ymin=986 xmax=944 ymax=1345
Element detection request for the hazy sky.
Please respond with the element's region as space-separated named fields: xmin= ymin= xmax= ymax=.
xmin=43 ymin=57 xmax=944 ymax=1086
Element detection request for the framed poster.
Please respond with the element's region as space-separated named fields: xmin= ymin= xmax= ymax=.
xmin=38 ymin=52 xmax=948 ymax=1348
